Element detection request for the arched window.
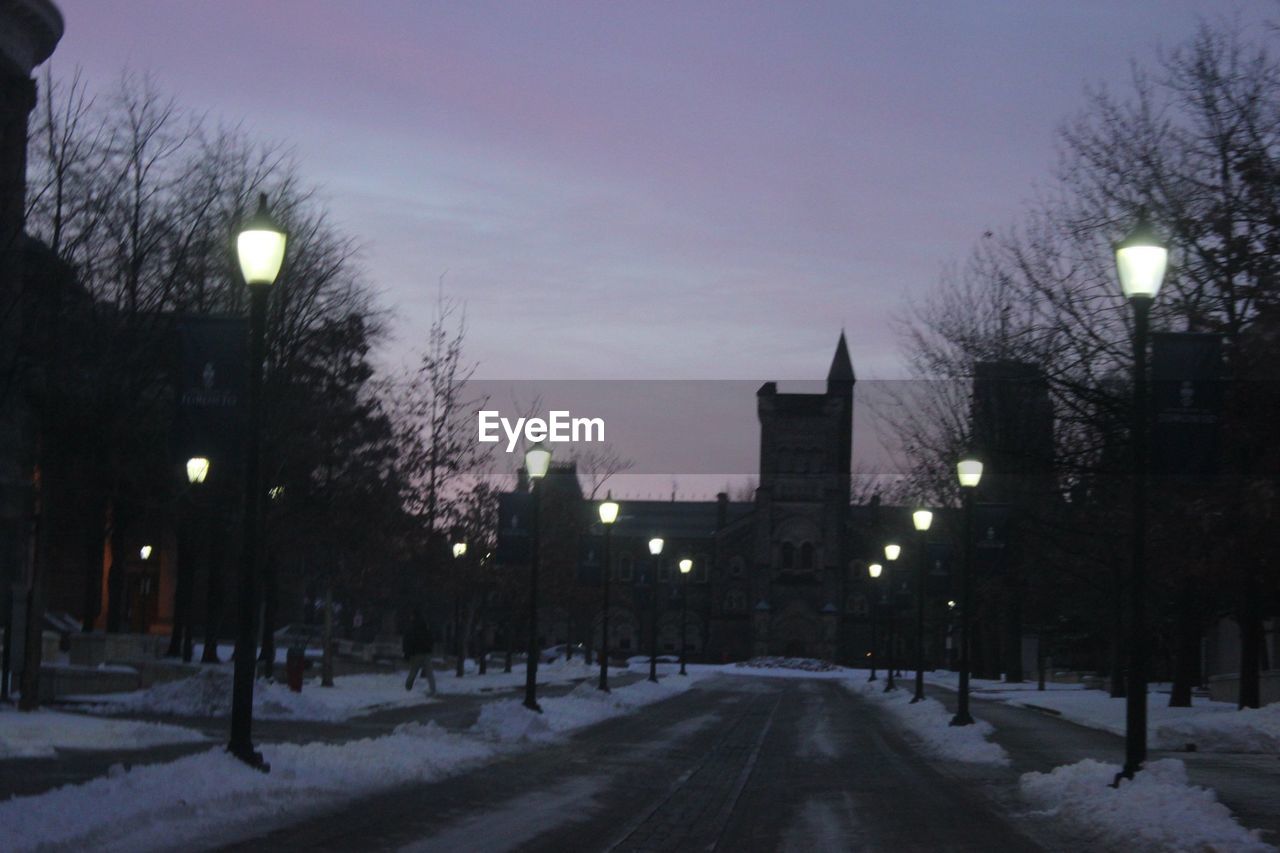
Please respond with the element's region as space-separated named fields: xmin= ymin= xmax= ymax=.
xmin=800 ymin=542 xmax=815 ymax=570
xmin=781 ymin=542 xmax=795 ymax=570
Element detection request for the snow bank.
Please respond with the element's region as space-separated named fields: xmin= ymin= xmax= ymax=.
xmin=0 ymin=709 xmax=207 ymax=759
xmin=472 ymin=674 xmax=705 ymax=743
xmin=1153 ymin=702 xmax=1280 ymax=754
xmin=1020 ymin=758 xmax=1271 ymax=852
xmin=0 ymin=675 xmax=701 ymax=852
xmin=724 ymin=658 xmax=856 ymax=681
xmin=78 ymin=668 xmax=421 ymax=722
xmin=0 ymin=723 xmax=493 ymax=852
xmin=843 ymin=680 xmax=1009 ymax=765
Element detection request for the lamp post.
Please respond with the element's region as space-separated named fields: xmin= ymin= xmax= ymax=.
xmin=647 ymin=537 xmax=664 ymax=683
xmin=911 ymin=509 xmax=933 ymax=703
xmin=867 ymin=562 xmax=882 ymax=681
xmin=229 ymin=193 xmax=286 ymax=769
xmin=678 ymin=558 xmax=692 ymax=676
xmin=168 ymin=458 xmax=210 ymax=661
xmin=950 ymin=456 xmax=983 ymax=727
xmin=523 ymin=442 xmax=552 ymax=712
xmin=597 ymin=494 xmax=619 ymax=692
xmin=883 ymin=544 xmax=900 ymax=692
xmin=452 ymin=541 xmax=467 ymax=678
xmin=1114 ymin=213 xmax=1167 ymax=780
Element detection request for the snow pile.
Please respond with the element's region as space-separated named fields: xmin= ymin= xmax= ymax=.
xmin=472 ymin=676 xmax=700 ymax=744
xmin=0 ymin=709 xmax=207 ymax=759
xmin=843 ymin=680 xmax=1009 ymax=765
xmin=1153 ymin=703 xmax=1280 ymax=754
xmin=0 ymin=723 xmax=493 ymax=852
xmin=733 ymin=657 xmax=844 ymax=673
xmin=1020 ymin=758 xmax=1271 ymax=852
xmin=80 ymin=669 xmax=435 ymax=722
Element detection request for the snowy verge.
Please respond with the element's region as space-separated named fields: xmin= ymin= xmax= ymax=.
xmin=843 ymin=679 xmax=1010 ymax=765
xmin=0 ymin=708 xmax=208 ymax=759
xmin=0 ymin=675 xmax=702 ymax=852
xmin=472 ymin=672 xmax=711 ymax=743
xmin=1153 ymin=702 xmax=1280 ymax=754
xmin=1020 ymin=758 xmax=1272 ymax=852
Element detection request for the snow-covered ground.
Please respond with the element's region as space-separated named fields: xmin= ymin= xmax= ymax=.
xmin=77 ymin=658 xmax=600 ymax=722
xmin=0 ymin=673 xmax=704 ymax=852
xmin=844 ymin=678 xmax=1010 ymax=765
xmin=1020 ymin=758 xmax=1272 ymax=852
xmin=0 ymin=708 xmax=208 ymax=759
xmin=921 ymin=670 xmax=1278 ymax=754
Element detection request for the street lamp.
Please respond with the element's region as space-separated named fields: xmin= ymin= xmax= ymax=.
xmin=453 ymin=541 xmax=467 ymax=677
xmin=911 ymin=508 xmax=933 ymax=703
xmin=597 ymin=494 xmax=619 ymax=692
xmin=523 ymin=441 xmax=552 ymax=712
xmin=883 ymin=543 xmax=900 ymax=692
xmin=647 ymin=537 xmax=664 ymax=683
xmin=867 ymin=562 xmax=882 ymax=681
xmin=186 ymin=457 xmax=210 ymax=485
xmin=229 ymin=193 xmax=286 ymax=769
xmin=1114 ymin=213 xmax=1167 ymax=781
xmin=951 ymin=455 xmax=983 ymax=727
xmin=678 ymin=558 xmax=693 ymax=676
xmin=139 ymin=545 xmax=153 ymax=561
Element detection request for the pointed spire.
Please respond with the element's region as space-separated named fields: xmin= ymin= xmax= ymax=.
xmin=827 ymin=331 xmax=855 ymax=384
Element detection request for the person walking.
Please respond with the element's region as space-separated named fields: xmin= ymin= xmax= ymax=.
xmin=403 ymin=610 xmax=437 ymax=695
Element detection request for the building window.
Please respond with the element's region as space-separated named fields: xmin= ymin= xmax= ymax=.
xmin=800 ymin=542 xmax=815 ymax=570
xmin=619 ymin=556 xmax=633 ymax=582
xmin=781 ymin=542 xmax=795 ymax=570
xmin=695 ymin=554 xmax=709 ymax=582
xmin=724 ymin=590 xmax=748 ymax=612
xmin=730 ymin=556 xmax=745 ymax=577
xmin=847 ymin=595 xmax=868 ymax=616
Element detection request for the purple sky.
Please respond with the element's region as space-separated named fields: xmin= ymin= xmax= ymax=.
xmin=50 ymin=1 xmax=1271 ymax=386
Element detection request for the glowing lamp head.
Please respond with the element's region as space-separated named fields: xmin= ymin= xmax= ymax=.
xmin=947 ymin=599 xmax=956 ymax=609
xmin=884 ymin=543 xmax=901 ymax=561
xmin=186 ymin=457 xmax=210 ymax=485
xmin=598 ymin=493 xmax=619 ymax=525
xmin=957 ymin=457 xmax=984 ymax=489
xmin=452 ymin=542 xmax=467 ymax=559
xmin=139 ymin=545 xmax=153 ymax=560
xmin=679 ymin=558 xmax=693 ymax=574
xmin=648 ymin=537 xmax=664 ymax=556
xmin=1115 ymin=215 xmax=1168 ymax=300
xmin=912 ymin=509 xmax=933 ymax=532
xmin=236 ymin=194 xmax=287 ymax=287
xmin=525 ymin=442 xmax=552 ymax=480
xmin=868 ymin=562 xmax=883 ymax=579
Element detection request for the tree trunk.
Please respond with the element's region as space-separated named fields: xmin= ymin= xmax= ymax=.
xmin=19 ymin=462 xmax=49 ymax=711
xmin=105 ymin=499 xmax=127 ymax=634
xmin=1109 ymin=571 xmax=1126 ymax=698
xmin=1168 ymin=580 xmax=1198 ymax=707
xmin=81 ymin=496 xmax=106 ymax=632
xmin=321 ymin=586 xmax=334 ymax=687
xmin=1004 ymin=574 xmax=1024 ymax=683
xmin=1238 ymin=569 xmax=1262 ymax=710
xmin=258 ymin=550 xmax=277 ymax=679
xmin=200 ymin=530 xmax=223 ymax=663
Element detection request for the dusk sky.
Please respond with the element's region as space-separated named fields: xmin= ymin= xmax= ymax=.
xmin=51 ymin=1 xmax=1272 ymax=385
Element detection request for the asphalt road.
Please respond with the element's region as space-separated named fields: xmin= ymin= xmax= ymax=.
xmin=220 ymin=675 xmax=1050 ymax=853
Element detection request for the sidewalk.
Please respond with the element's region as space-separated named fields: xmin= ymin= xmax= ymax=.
xmin=0 ymin=665 xmax=640 ymax=801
